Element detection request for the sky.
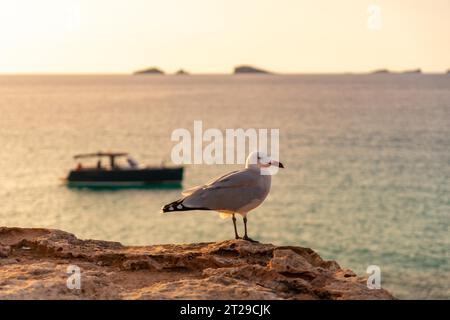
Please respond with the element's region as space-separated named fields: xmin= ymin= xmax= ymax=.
xmin=0 ymin=0 xmax=449 ymax=74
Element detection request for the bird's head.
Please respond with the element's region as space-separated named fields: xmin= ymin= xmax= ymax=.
xmin=245 ymin=151 xmax=284 ymax=174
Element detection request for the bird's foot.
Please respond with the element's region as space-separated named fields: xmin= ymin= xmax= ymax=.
xmin=243 ymin=236 xmax=258 ymax=243
xmin=235 ymin=236 xmax=242 ymax=240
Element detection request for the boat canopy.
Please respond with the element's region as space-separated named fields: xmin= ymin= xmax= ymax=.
xmin=73 ymin=152 xmax=128 ymax=159
xmin=74 ymin=152 xmax=129 ymax=168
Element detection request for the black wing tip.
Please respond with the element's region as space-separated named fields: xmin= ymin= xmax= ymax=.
xmin=161 ymin=199 xmax=192 ymax=213
xmin=161 ymin=199 xmax=211 ymax=213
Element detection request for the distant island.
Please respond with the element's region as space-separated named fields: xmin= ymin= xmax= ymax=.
xmin=129 ymin=66 xmax=439 ymax=76
xmin=370 ymin=68 xmax=422 ymax=75
xmin=175 ymin=69 xmax=189 ymax=75
xmin=402 ymin=68 xmax=421 ymax=74
xmin=234 ymin=65 xmax=272 ymax=74
xmin=371 ymin=69 xmax=390 ymax=74
xmin=133 ymin=67 xmax=165 ymax=75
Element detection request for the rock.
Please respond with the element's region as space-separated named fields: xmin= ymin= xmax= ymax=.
xmin=0 ymin=227 xmax=395 ymax=300
xmin=0 ymin=245 xmax=11 ymax=257
xmin=234 ymin=65 xmax=272 ymax=74
xmin=133 ymin=67 xmax=165 ymax=75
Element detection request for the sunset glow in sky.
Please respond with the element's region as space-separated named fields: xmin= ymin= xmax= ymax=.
xmin=1 ymin=0 xmax=449 ymax=74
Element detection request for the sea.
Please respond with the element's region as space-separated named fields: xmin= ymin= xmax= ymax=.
xmin=0 ymin=74 xmax=448 ymax=299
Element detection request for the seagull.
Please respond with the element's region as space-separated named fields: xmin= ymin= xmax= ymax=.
xmin=161 ymin=151 xmax=284 ymax=241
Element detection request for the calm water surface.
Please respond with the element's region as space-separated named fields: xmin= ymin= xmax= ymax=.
xmin=0 ymin=74 xmax=448 ymax=299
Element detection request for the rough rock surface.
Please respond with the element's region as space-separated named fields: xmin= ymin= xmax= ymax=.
xmin=0 ymin=227 xmax=395 ymax=300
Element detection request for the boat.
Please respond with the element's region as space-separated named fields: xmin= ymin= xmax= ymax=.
xmin=66 ymin=152 xmax=183 ymax=188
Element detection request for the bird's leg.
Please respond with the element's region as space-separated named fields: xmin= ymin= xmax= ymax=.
xmin=232 ymin=214 xmax=240 ymax=239
xmin=243 ymin=216 xmax=258 ymax=242
xmin=243 ymin=216 xmax=248 ymax=239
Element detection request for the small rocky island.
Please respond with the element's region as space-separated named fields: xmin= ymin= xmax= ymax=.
xmin=0 ymin=227 xmax=395 ymax=299
xmin=370 ymin=69 xmax=391 ymax=74
xmin=401 ymin=68 xmax=421 ymax=74
xmin=133 ymin=67 xmax=165 ymax=75
xmin=370 ymin=68 xmax=422 ymax=75
xmin=175 ymin=69 xmax=189 ymax=75
xmin=234 ymin=65 xmax=272 ymax=74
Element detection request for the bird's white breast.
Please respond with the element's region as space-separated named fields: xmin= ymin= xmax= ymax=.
xmin=236 ymin=174 xmax=271 ymax=214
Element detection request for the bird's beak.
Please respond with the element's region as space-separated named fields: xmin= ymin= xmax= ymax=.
xmin=271 ymin=160 xmax=284 ymax=168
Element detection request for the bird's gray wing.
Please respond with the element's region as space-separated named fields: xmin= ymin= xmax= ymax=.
xmin=182 ymin=169 xmax=264 ymax=212
xmin=181 ymin=170 xmax=239 ymax=196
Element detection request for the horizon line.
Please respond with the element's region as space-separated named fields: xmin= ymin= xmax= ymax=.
xmin=0 ymin=70 xmax=448 ymax=76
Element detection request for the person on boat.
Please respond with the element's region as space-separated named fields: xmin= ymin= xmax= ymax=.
xmin=127 ymin=157 xmax=139 ymax=169
xmin=76 ymin=163 xmax=83 ymax=170
xmin=97 ymin=160 xmax=102 ymax=170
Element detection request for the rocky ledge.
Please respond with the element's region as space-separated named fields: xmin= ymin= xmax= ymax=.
xmin=0 ymin=227 xmax=394 ymax=300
